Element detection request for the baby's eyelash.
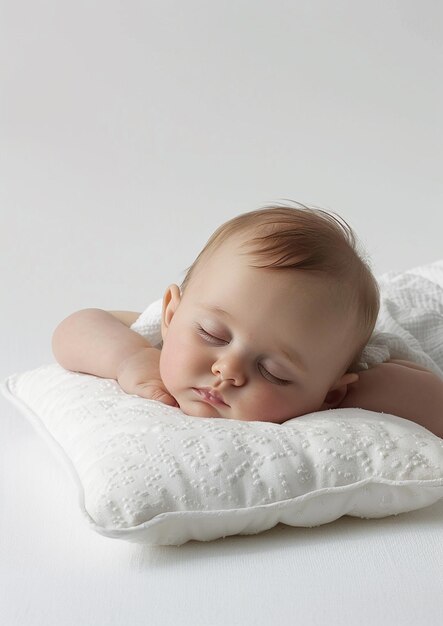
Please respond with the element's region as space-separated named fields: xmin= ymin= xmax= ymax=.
xmin=258 ymin=364 xmax=291 ymax=386
xmin=195 ymin=325 xmax=227 ymax=344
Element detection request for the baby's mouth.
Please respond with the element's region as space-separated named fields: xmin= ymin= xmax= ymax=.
xmin=192 ymin=387 xmax=229 ymax=407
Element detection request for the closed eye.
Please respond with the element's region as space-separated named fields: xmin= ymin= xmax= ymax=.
xmin=257 ymin=363 xmax=291 ymax=386
xmin=195 ymin=324 xmax=228 ymax=345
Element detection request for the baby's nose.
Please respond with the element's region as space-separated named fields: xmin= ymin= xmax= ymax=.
xmin=211 ymin=355 xmax=247 ymax=386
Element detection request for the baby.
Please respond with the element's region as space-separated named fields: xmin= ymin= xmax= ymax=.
xmin=52 ymin=203 xmax=443 ymax=437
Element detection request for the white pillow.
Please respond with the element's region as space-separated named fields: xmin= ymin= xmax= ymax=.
xmin=2 ymin=365 xmax=443 ymax=545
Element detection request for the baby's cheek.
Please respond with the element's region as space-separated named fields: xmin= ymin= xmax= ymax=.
xmin=159 ymin=348 xmax=180 ymax=395
xmin=159 ymin=335 xmax=190 ymax=395
xmin=240 ymin=389 xmax=306 ymax=423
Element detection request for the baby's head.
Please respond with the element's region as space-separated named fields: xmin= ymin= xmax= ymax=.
xmin=159 ymin=202 xmax=380 ymax=423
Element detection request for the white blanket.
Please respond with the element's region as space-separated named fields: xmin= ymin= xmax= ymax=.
xmin=360 ymin=260 xmax=443 ymax=376
xmin=132 ymin=259 xmax=443 ymax=378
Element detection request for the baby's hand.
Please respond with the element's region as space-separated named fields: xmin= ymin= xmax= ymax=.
xmin=116 ymin=347 xmax=178 ymax=407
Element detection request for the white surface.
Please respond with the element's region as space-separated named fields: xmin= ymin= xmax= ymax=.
xmin=2 ymin=1 xmax=443 ymax=624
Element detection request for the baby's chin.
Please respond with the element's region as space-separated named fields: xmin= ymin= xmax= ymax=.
xmin=176 ymin=397 xmax=289 ymax=424
xmin=176 ymin=397 xmax=256 ymax=421
xmin=177 ymin=397 xmax=225 ymax=419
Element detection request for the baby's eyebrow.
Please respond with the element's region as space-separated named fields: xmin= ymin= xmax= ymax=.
xmin=200 ymin=304 xmax=306 ymax=373
xmin=202 ymin=304 xmax=232 ymax=319
xmin=278 ymin=346 xmax=307 ymax=372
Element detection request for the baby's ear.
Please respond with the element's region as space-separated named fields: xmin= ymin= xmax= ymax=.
xmin=161 ymin=285 xmax=182 ymax=336
xmin=320 ymin=372 xmax=359 ymax=410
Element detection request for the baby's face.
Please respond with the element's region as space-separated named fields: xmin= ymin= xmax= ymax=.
xmin=159 ymin=238 xmax=358 ymax=423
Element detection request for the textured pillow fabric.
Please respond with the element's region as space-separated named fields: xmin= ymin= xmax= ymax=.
xmin=2 ymin=365 xmax=443 ymax=545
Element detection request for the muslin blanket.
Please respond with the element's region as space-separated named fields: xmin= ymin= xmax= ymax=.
xmin=131 ymin=259 xmax=443 ymax=378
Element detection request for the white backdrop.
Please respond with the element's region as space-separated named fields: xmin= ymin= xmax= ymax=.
xmin=1 ymin=3 xmax=443 ymax=625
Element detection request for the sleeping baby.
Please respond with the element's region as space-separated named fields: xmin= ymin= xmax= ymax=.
xmin=52 ymin=202 xmax=443 ymax=437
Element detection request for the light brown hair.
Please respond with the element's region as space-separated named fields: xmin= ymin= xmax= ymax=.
xmin=180 ymin=201 xmax=380 ymax=371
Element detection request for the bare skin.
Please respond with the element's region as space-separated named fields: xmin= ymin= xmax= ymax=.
xmin=51 ymin=308 xmax=178 ymax=408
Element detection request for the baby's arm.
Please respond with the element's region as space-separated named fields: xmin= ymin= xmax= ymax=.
xmin=52 ymin=309 xmax=177 ymax=406
xmin=339 ymin=361 xmax=443 ymax=437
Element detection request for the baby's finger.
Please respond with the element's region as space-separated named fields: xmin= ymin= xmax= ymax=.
xmin=157 ymin=392 xmax=180 ymax=408
xmin=135 ymin=383 xmax=179 ymax=407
